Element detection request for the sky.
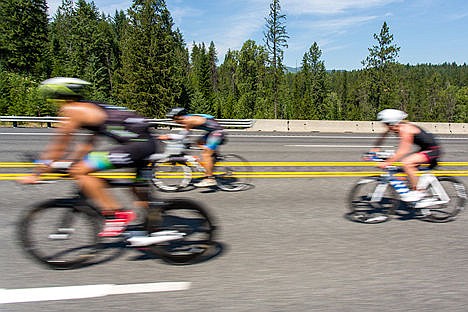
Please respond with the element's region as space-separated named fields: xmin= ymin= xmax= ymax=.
xmin=46 ymin=0 xmax=468 ymax=70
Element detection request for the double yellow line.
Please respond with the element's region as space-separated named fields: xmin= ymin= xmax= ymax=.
xmin=1 ymin=162 xmax=468 ymax=180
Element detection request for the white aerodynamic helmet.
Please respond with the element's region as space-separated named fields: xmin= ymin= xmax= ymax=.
xmin=377 ymin=109 xmax=408 ymax=125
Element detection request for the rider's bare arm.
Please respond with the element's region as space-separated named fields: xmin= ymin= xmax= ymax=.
xmin=371 ymin=129 xmax=390 ymax=152
xmin=385 ymin=124 xmax=414 ymax=163
xmin=67 ymin=135 xmax=97 ymax=161
xmin=40 ymin=102 xmax=106 ymax=165
xmin=181 ymin=115 xmax=205 ymax=130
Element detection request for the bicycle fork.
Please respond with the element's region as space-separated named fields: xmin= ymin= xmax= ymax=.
xmin=370 ymin=182 xmax=389 ymax=203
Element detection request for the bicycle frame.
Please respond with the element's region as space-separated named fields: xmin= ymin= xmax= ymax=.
xmin=417 ymin=173 xmax=450 ymax=203
xmin=349 ymin=151 xmax=466 ymax=223
xmin=367 ymin=169 xmax=450 ymax=204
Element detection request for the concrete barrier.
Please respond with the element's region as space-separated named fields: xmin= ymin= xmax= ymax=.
xmin=246 ymin=119 xmax=468 ymax=134
xmin=448 ymin=123 xmax=468 ymax=134
xmin=249 ymin=119 xmax=289 ymax=132
xmin=287 ymin=120 xmax=379 ymax=133
xmin=416 ymin=122 xmax=451 ymax=134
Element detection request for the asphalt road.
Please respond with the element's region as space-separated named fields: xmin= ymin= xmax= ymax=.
xmin=1 ymin=128 xmax=468 ymax=312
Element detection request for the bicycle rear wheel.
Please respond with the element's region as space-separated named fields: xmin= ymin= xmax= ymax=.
xmin=420 ymin=177 xmax=466 ymax=222
xmin=19 ymin=199 xmax=102 ymax=269
xmin=147 ymin=199 xmax=216 ymax=265
xmin=347 ymin=177 xmax=398 ymax=223
xmin=152 ymin=161 xmax=192 ymax=191
xmin=214 ymin=153 xmax=251 ymax=191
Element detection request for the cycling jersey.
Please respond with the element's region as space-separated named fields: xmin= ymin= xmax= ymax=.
xmin=187 ymin=114 xmax=225 ymax=151
xmin=413 ymin=125 xmax=439 ymax=151
xmin=189 ymin=114 xmax=223 ymax=132
xmin=413 ymin=125 xmax=441 ymax=167
xmin=82 ymin=101 xmax=158 ymax=170
xmin=82 ymin=101 xmax=153 ymax=143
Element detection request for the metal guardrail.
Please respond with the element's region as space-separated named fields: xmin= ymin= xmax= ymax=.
xmin=149 ymin=118 xmax=255 ymax=129
xmin=0 ymin=116 xmax=255 ymax=129
xmin=0 ymin=116 xmax=67 ymax=128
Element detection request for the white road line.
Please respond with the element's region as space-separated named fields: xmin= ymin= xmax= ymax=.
xmin=231 ymin=134 xmax=467 ymax=140
xmin=0 ymin=282 xmax=191 ymax=304
xmin=1 ymin=132 xmax=467 ymax=140
xmin=285 ymin=144 xmax=395 ymax=148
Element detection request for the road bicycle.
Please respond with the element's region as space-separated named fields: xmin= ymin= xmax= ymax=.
xmin=18 ymin=161 xmax=217 ymax=270
xmin=347 ymin=151 xmax=466 ymax=223
xmin=151 ymin=140 xmax=251 ymax=192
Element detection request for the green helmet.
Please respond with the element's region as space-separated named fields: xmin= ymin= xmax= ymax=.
xmin=38 ymin=77 xmax=91 ymax=100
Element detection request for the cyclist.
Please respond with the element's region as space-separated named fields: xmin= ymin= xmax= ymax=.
xmin=371 ymin=109 xmax=442 ymax=202
xmin=19 ymin=77 xmax=160 ymax=237
xmin=163 ymin=107 xmax=225 ymax=187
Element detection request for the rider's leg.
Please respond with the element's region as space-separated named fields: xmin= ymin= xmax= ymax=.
xmin=200 ymin=147 xmax=215 ymax=178
xmin=69 ymin=161 xmax=122 ymax=214
xmin=70 ymin=154 xmax=136 ymax=237
xmin=194 ymin=147 xmax=216 ymax=187
xmin=401 ymin=153 xmax=429 ymax=190
xmin=200 ymin=131 xmax=223 ymax=179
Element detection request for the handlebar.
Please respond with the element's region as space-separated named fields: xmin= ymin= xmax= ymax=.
xmin=362 ymin=150 xmax=402 ymax=172
xmin=362 ymin=150 xmax=394 ymax=162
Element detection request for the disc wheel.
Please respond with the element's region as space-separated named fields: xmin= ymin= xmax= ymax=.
xmin=347 ymin=177 xmax=398 ymax=223
xmin=214 ymin=153 xmax=251 ymax=192
xmin=147 ymin=199 xmax=216 ymax=264
xmin=420 ymin=177 xmax=466 ymax=222
xmin=19 ymin=199 xmax=102 ymax=269
xmin=152 ymin=161 xmax=192 ymax=192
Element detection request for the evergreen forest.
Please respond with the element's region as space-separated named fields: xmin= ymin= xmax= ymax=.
xmin=0 ymin=0 xmax=467 ymax=122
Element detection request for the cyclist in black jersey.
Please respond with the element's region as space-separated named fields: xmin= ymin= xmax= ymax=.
xmin=163 ymin=107 xmax=225 ymax=187
xmin=19 ymin=77 xmax=159 ymax=236
xmin=371 ymin=109 xmax=442 ymax=202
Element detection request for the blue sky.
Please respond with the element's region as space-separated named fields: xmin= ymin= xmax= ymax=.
xmin=46 ymin=0 xmax=468 ymax=70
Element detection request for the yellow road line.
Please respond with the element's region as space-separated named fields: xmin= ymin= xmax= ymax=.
xmin=2 ymin=171 xmax=468 ymax=181
xmin=1 ymin=161 xmax=468 ymax=168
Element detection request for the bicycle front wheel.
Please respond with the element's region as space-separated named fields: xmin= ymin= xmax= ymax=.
xmin=152 ymin=161 xmax=192 ymax=191
xmin=19 ymin=199 xmax=102 ymax=269
xmin=214 ymin=153 xmax=251 ymax=191
xmin=147 ymin=199 xmax=216 ymax=265
xmin=421 ymin=177 xmax=466 ymax=222
xmin=347 ymin=177 xmax=398 ymax=223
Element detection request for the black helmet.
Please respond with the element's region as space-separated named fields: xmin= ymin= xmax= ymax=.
xmin=166 ymin=107 xmax=188 ymax=118
xmin=38 ymin=77 xmax=91 ymax=100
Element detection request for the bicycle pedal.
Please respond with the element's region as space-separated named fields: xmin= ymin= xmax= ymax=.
xmin=48 ymin=233 xmax=71 ymax=240
xmin=127 ymin=231 xmax=184 ymax=247
xmin=364 ymin=215 xmax=388 ymax=223
xmin=150 ymin=230 xmax=185 ymax=237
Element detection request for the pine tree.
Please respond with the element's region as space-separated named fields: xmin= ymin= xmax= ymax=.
xmin=299 ymin=42 xmax=328 ymax=119
xmin=361 ymin=21 xmax=400 ymax=116
xmin=189 ymin=42 xmax=214 ymax=114
xmin=217 ymin=49 xmax=239 ymax=118
xmin=235 ymin=40 xmax=268 ymax=118
xmin=264 ymin=0 xmax=288 ymax=119
xmin=0 ymin=0 xmax=49 ymax=76
xmin=48 ymin=0 xmax=117 ymax=100
xmin=115 ymin=0 xmax=186 ymax=117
